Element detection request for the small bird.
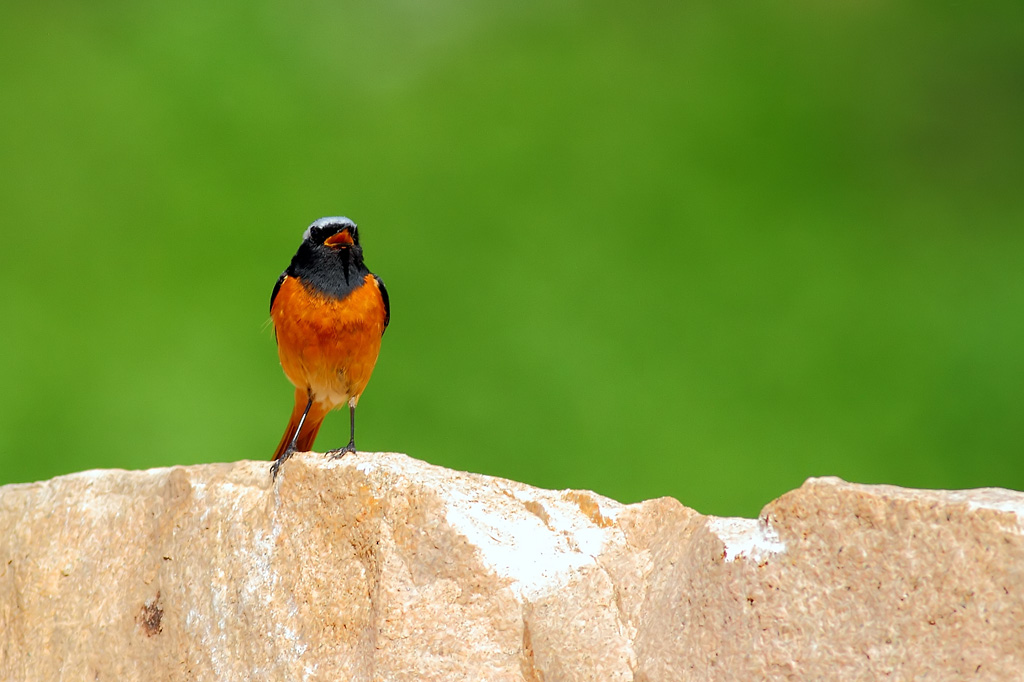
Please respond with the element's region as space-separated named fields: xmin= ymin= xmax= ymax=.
xmin=269 ymin=217 xmax=390 ymax=477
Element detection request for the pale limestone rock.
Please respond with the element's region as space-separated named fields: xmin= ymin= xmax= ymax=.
xmin=0 ymin=454 xmax=1022 ymax=681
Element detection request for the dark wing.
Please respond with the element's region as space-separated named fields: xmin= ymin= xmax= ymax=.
xmin=270 ymin=271 xmax=287 ymax=315
xmin=374 ymin=274 xmax=390 ymax=334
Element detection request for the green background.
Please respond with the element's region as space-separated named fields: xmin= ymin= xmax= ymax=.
xmin=1 ymin=1 xmax=1022 ymax=517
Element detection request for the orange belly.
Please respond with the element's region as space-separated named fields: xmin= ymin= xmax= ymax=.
xmin=271 ymin=273 xmax=387 ymax=411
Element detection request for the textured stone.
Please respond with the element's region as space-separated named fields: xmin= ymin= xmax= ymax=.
xmin=1 ymin=453 xmax=1022 ymax=681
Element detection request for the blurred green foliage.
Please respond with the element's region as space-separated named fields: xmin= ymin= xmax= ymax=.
xmin=1 ymin=0 xmax=1022 ymax=516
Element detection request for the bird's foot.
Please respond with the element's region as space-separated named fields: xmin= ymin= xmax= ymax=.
xmin=326 ymin=442 xmax=357 ymax=460
xmin=270 ymin=448 xmax=297 ymax=479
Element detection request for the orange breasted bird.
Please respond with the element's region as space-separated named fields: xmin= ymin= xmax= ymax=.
xmin=269 ymin=217 xmax=390 ymax=477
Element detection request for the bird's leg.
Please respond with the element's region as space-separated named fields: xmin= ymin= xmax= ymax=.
xmin=327 ymin=401 xmax=358 ymax=459
xmin=271 ymin=393 xmax=314 ymax=478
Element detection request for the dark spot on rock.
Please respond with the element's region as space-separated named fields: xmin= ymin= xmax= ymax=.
xmin=138 ymin=591 xmax=163 ymax=636
xmin=562 ymin=491 xmax=614 ymax=528
xmin=522 ymin=500 xmax=551 ymax=528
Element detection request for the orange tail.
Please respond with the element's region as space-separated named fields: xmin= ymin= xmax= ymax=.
xmin=273 ymin=388 xmax=330 ymax=460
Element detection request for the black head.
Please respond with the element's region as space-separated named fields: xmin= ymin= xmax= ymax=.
xmin=303 ymin=216 xmax=362 ymax=254
xmin=286 ymin=216 xmax=371 ymax=300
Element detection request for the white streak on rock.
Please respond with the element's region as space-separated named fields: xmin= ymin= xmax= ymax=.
xmin=707 ymin=516 xmax=786 ymax=562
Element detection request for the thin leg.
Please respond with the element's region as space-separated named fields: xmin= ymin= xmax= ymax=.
xmin=349 ymin=402 xmax=356 ymax=449
xmin=271 ymin=394 xmax=314 ymax=479
xmin=327 ymin=402 xmax=357 ymax=460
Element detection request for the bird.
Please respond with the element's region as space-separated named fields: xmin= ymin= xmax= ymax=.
xmin=268 ymin=217 xmax=390 ymax=477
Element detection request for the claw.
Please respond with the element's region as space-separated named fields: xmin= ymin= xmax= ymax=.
xmin=271 ymin=448 xmax=297 ymax=479
xmin=326 ymin=443 xmax=357 ymax=460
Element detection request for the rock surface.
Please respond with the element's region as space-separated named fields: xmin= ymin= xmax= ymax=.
xmin=1 ymin=453 xmax=1023 ymax=681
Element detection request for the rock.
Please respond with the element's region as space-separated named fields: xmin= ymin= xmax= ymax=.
xmin=0 ymin=453 xmax=1022 ymax=681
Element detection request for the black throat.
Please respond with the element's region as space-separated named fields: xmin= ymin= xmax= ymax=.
xmin=287 ymin=241 xmax=371 ymax=301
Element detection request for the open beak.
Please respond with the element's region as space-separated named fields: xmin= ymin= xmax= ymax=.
xmin=324 ymin=229 xmax=354 ymax=248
